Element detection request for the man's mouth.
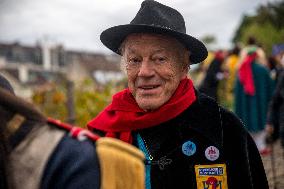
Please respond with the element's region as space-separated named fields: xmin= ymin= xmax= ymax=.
xmin=138 ymin=85 xmax=160 ymax=90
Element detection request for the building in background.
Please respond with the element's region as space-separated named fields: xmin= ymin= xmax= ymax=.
xmin=0 ymin=41 xmax=123 ymax=98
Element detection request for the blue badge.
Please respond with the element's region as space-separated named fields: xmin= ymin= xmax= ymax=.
xmin=182 ymin=140 xmax=196 ymax=156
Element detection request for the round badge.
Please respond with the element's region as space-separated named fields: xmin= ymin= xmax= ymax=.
xmin=182 ymin=140 xmax=196 ymax=156
xmin=205 ymin=146 xmax=219 ymax=161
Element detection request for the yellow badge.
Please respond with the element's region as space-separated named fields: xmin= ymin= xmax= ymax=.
xmin=194 ymin=164 xmax=228 ymax=189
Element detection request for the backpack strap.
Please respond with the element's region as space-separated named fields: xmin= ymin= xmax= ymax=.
xmin=47 ymin=118 xmax=100 ymax=142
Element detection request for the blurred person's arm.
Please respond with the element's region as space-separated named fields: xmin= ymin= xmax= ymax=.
xmin=266 ymin=71 xmax=284 ymax=134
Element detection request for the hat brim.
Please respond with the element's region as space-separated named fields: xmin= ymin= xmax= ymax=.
xmin=100 ymin=24 xmax=208 ymax=64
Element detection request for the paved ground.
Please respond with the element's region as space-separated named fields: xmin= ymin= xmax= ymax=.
xmin=261 ymin=140 xmax=284 ymax=189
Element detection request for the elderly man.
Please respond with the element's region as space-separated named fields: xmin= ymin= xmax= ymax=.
xmin=88 ymin=0 xmax=268 ymax=188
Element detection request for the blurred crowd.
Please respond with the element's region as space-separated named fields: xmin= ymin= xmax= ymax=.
xmin=194 ymin=36 xmax=284 ymax=156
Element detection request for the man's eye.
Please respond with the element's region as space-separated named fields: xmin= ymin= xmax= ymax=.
xmin=156 ymin=57 xmax=167 ymax=63
xmin=129 ymin=58 xmax=141 ymax=64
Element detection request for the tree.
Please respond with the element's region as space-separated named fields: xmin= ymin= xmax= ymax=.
xmin=32 ymin=78 xmax=125 ymax=128
xmin=201 ymin=35 xmax=216 ymax=45
xmin=233 ymin=1 xmax=284 ymax=54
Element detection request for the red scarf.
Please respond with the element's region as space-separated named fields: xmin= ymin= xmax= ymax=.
xmin=87 ymin=78 xmax=196 ymax=144
xmin=238 ymin=53 xmax=257 ymax=96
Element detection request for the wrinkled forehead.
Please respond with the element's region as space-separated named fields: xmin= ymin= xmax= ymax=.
xmin=122 ymin=33 xmax=185 ymax=54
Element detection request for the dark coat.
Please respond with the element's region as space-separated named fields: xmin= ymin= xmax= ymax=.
xmin=199 ymin=58 xmax=223 ymax=100
xmin=267 ymin=70 xmax=284 ymax=146
xmin=134 ymin=92 xmax=268 ymax=189
xmin=40 ymin=131 xmax=101 ymax=189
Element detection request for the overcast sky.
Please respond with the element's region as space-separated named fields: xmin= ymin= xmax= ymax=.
xmin=0 ymin=0 xmax=278 ymax=53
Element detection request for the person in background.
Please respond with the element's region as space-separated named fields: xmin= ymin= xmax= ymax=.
xmin=199 ymin=50 xmax=227 ymax=101
xmin=234 ymin=40 xmax=273 ymax=155
xmin=266 ymin=45 xmax=284 ymax=149
xmin=270 ymin=44 xmax=284 ymax=83
xmin=239 ymin=36 xmax=268 ymax=67
xmin=87 ymin=0 xmax=269 ymax=188
xmin=221 ymin=45 xmax=240 ymax=109
xmin=0 ymin=74 xmax=145 ymax=189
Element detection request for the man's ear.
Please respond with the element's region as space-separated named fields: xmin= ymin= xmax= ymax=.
xmin=181 ymin=50 xmax=190 ymax=74
xmin=181 ymin=67 xmax=189 ymax=79
xmin=180 ymin=63 xmax=189 ymax=79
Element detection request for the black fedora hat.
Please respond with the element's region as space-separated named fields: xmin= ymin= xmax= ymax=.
xmin=100 ymin=0 xmax=208 ymax=64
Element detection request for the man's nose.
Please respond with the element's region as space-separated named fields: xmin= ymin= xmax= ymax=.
xmin=137 ymin=60 xmax=155 ymax=77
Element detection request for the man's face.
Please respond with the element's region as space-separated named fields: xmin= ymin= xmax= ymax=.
xmin=122 ymin=33 xmax=188 ymax=111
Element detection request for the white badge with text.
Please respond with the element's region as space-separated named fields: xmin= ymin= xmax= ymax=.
xmin=205 ymin=146 xmax=219 ymax=161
